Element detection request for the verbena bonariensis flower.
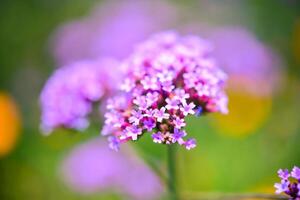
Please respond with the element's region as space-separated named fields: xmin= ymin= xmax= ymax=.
xmin=274 ymin=166 xmax=300 ymax=200
xmin=40 ymin=58 xmax=120 ymax=134
xmin=102 ymin=31 xmax=228 ymax=151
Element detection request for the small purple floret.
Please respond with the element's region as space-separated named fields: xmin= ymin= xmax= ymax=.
xmin=152 ymin=132 xmax=164 ymax=144
xmin=274 ymin=180 xmax=289 ymax=194
xmin=143 ymin=118 xmax=156 ymax=132
xmin=184 ymin=138 xmax=197 ymax=150
xmin=195 ymin=107 xmax=203 ymax=117
xmin=172 ymin=129 xmax=186 ymax=145
xmin=278 ymin=169 xmax=290 ymax=180
xmin=108 ymin=136 xmax=120 ymax=151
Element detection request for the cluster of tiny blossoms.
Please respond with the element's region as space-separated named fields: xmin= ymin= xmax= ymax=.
xmin=275 ymin=167 xmax=300 ymax=200
xmin=40 ymin=58 xmax=119 ymax=134
xmin=102 ymin=31 xmax=228 ymax=151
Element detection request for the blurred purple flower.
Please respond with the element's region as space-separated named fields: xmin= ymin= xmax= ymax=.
xmin=51 ymin=0 xmax=177 ymax=65
xmin=61 ymin=138 xmax=164 ymax=200
xmin=40 ymin=58 xmax=120 ymax=134
xmin=209 ymin=27 xmax=282 ymax=96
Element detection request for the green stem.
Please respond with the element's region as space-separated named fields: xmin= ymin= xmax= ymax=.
xmin=167 ymin=145 xmax=178 ymax=200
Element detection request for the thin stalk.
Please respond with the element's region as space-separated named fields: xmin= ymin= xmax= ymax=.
xmin=167 ymin=145 xmax=178 ymax=200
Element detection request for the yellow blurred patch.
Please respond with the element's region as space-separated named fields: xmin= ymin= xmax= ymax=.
xmin=0 ymin=92 xmax=21 ymax=157
xmin=293 ymin=18 xmax=300 ymax=63
xmin=241 ymin=184 xmax=275 ymax=200
xmin=251 ymin=184 xmax=274 ymax=194
xmin=212 ymin=79 xmax=272 ymax=137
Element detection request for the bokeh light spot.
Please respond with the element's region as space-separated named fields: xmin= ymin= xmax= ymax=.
xmin=212 ymin=79 xmax=272 ymax=137
xmin=0 ymin=92 xmax=21 ymax=157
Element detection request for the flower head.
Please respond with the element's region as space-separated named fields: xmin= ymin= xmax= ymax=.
xmin=102 ymin=31 xmax=228 ymax=150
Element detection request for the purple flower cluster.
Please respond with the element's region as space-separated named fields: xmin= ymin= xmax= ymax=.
xmin=40 ymin=58 xmax=120 ymax=134
xmin=102 ymin=31 xmax=228 ymax=150
xmin=274 ymin=167 xmax=300 ymax=200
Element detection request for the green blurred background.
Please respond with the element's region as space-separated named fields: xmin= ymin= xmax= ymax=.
xmin=0 ymin=0 xmax=300 ymax=199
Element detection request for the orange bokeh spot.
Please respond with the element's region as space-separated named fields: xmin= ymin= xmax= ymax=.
xmin=0 ymin=92 xmax=21 ymax=157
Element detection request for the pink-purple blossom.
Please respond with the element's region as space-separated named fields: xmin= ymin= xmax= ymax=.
xmin=40 ymin=58 xmax=120 ymax=134
xmin=102 ymin=31 xmax=228 ymax=150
